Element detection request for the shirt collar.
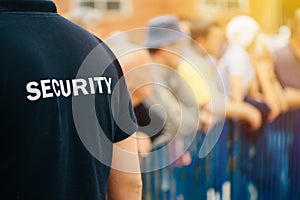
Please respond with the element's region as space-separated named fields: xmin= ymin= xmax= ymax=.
xmin=0 ymin=1 xmax=57 ymax=13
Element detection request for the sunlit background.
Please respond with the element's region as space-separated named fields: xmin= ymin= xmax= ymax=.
xmin=53 ymin=0 xmax=299 ymax=38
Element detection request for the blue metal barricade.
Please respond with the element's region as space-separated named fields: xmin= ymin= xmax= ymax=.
xmin=141 ymin=109 xmax=300 ymax=200
xmin=289 ymin=109 xmax=300 ymax=199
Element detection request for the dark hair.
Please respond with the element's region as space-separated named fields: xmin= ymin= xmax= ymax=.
xmin=190 ymin=19 xmax=219 ymax=40
xmin=148 ymin=48 xmax=160 ymax=55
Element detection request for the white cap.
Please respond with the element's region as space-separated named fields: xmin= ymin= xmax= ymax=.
xmin=226 ymin=15 xmax=260 ymax=48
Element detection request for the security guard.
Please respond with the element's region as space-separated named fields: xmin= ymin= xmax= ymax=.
xmin=0 ymin=0 xmax=141 ymax=199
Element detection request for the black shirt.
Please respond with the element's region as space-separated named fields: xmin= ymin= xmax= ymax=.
xmin=134 ymin=103 xmax=164 ymax=141
xmin=0 ymin=1 xmax=137 ymax=199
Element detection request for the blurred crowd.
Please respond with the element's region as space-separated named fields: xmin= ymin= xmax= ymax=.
xmin=75 ymin=11 xmax=300 ymax=200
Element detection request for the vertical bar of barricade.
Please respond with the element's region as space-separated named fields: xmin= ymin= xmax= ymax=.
xmin=169 ymin=131 xmax=208 ymax=200
xmin=245 ymin=110 xmax=295 ymax=200
xmin=230 ymin=120 xmax=244 ymax=200
xmin=141 ymin=140 xmax=175 ymax=200
xmin=160 ymin=146 xmax=171 ymax=200
xmin=196 ymin=132 xmax=208 ymax=199
xmin=141 ymin=141 xmax=181 ymax=200
xmin=140 ymin=109 xmax=300 ymax=200
xmin=183 ymin=132 xmax=207 ymax=200
xmin=204 ymin=121 xmax=231 ymax=200
xmin=290 ymin=109 xmax=300 ymax=199
xmin=237 ymin=98 xmax=270 ymax=200
xmin=263 ymin=112 xmax=293 ymax=200
xmin=144 ymin=132 xmax=209 ymax=200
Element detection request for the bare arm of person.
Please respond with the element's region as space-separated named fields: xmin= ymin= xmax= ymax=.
xmin=284 ymin=87 xmax=300 ymax=109
xmin=226 ymin=100 xmax=262 ymax=130
xmin=107 ymin=133 xmax=142 ymax=200
xmin=230 ymin=75 xmax=244 ymax=102
xmin=199 ymin=108 xmax=213 ymax=133
xmin=248 ymin=78 xmax=263 ymax=100
xmin=136 ymin=131 xmax=152 ymax=156
xmin=203 ymin=99 xmax=262 ymax=131
xmin=269 ymin=69 xmax=289 ymax=113
xmin=253 ymin=59 xmax=281 ymax=121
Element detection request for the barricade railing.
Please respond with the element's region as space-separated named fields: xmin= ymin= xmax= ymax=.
xmin=141 ymin=109 xmax=300 ymax=200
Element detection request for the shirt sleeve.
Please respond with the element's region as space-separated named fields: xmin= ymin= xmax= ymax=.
xmin=108 ymin=58 xmax=138 ymax=143
xmin=178 ymin=61 xmax=211 ymax=106
xmin=145 ymin=68 xmax=199 ymax=136
xmin=112 ymin=74 xmax=138 ymax=143
xmin=226 ymin=47 xmax=251 ymax=76
xmin=95 ymin=39 xmax=137 ymax=143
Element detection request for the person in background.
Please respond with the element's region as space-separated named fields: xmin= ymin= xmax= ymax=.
xmin=221 ymin=15 xmax=289 ymax=121
xmin=274 ymin=13 xmax=300 ymax=90
xmin=273 ymin=12 xmax=300 ymax=199
xmin=181 ymin=18 xmax=262 ymax=130
xmin=214 ymin=15 xmax=281 ymax=199
xmin=143 ymin=15 xmax=204 ymax=199
xmin=107 ymin=33 xmax=167 ymax=155
xmin=176 ymin=18 xmax=264 ymax=199
xmin=118 ymin=50 xmax=154 ymax=155
xmin=144 ymin=15 xmax=201 ymax=143
xmin=216 ymin=16 xmax=258 ymax=101
xmin=190 ymin=19 xmax=225 ymax=63
xmin=272 ymin=9 xmax=300 ymax=109
xmin=108 ymin=35 xmax=177 ymax=200
xmin=0 ymin=1 xmax=141 ymax=199
xmin=220 ymin=15 xmax=296 ymax=199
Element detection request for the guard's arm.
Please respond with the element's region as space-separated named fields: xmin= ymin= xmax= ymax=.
xmin=107 ymin=133 xmax=142 ymax=200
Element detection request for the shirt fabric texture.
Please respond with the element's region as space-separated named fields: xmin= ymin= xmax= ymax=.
xmin=144 ymin=64 xmax=199 ymax=137
xmin=274 ymin=45 xmax=300 ymax=89
xmin=178 ymin=47 xmax=222 ymax=106
xmin=217 ymin=45 xmax=255 ymax=98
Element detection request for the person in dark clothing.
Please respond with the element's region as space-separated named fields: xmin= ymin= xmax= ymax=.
xmin=0 ymin=0 xmax=141 ymax=199
xmin=273 ymin=14 xmax=300 ymax=200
